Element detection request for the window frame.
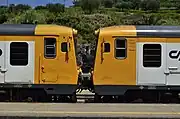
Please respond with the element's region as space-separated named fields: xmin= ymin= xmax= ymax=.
xmin=114 ymin=37 xmax=127 ymax=60
xmin=44 ymin=37 xmax=57 ymax=59
xmin=10 ymin=42 xmax=29 ymax=66
xmin=143 ymin=43 xmax=162 ymax=68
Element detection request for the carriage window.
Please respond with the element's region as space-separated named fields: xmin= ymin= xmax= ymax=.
xmin=0 ymin=49 xmax=2 ymax=56
xmin=143 ymin=44 xmax=161 ymax=67
xmin=115 ymin=38 xmax=127 ymax=59
xmin=10 ymin=42 xmax=28 ymax=66
xmin=61 ymin=42 xmax=68 ymax=52
xmin=104 ymin=43 xmax=110 ymax=52
xmin=44 ymin=38 xmax=56 ymax=58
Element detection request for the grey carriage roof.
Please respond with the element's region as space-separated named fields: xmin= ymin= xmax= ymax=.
xmin=136 ymin=25 xmax=180 ymax=37
xmin=0 ymin=24 xmax=36 ymax=35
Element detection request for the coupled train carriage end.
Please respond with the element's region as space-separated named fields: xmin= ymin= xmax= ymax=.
xmin=0 ymin=24 xmax=79 ymax=102
xmin=91 ymin=25 xmax=180 ymax=103
xmin=0 ymin=24 xmax=180 ymax=103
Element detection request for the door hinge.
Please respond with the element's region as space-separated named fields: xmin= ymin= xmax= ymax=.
xmin=164 ymin=70 xmax=170 ymax=75
xmin=0 ymin=68 xmax=7 ymax=73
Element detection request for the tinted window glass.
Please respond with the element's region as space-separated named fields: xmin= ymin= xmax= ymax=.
xmin=143 ymin=44 xmax=161 ymax=67
xmin=10 ymin=42 xmax=28 ymax=66
xmin=44 ymin=38 xmax=56 ymax=58
xmin=115 ymin=38 xmax=127 ymax=59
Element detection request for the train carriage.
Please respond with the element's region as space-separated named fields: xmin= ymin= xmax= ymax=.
xmin=92 ymin=25 xmax=180 ymax=103
xmin=0 ymin=24 xmax=78 ymax=102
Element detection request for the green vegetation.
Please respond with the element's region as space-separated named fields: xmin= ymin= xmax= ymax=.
xmin=0 ymin=0 xmax=180 ymax=44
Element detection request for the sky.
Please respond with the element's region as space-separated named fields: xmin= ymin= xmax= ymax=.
xmin=0 ymin=0 xmax=74 ymax=7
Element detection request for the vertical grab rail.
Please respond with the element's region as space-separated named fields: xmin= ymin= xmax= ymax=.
xmin=101 ymin=39 xmax=105 ymax=64
xmin=65 ymin=37 xmax=70 ymax=63
xmin=39 ymin=54 xmax=42 ymax=83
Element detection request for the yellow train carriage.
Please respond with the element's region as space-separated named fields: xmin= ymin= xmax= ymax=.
xmin=0 ymin=24 xmax=78 ymax=102
xmin=93 ymin=25 xmax=180 ymax=103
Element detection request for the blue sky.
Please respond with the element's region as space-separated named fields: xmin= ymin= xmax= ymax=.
xmin=0 ymin=0 xmax=74 ymax=7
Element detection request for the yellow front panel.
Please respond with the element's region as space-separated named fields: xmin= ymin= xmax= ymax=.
xmin=93 ymin=26 xmax=137 ymax=85
xmin=35 ymin=35 xmax=78 ymax=85
xmin=59 ymin=35 xmax=78 ymax=85
xmin=40 ymin=36 xmax=59 ymax=84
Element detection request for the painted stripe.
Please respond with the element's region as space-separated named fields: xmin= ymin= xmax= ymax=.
xmin=115 ymin=30 xmax=180 ymax=33
xmin=136 ymin=26 xmax=180 ymax=37
xmin=0 ymin=24 xmax=36 ymax=36
xmin=0 ymin=111 xmax=179 ymax=115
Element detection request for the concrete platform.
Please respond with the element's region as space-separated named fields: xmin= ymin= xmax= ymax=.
xmin=0 ymin=103 xmax=179 ymax=118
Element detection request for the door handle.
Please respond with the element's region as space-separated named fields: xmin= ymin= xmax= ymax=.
xmin=170 ymin=70 xmax=180 ymax=74
xmin=168 ymin=67 xmax=178 ymax=70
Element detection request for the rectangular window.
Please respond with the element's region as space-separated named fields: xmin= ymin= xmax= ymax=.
xmin=115 ymin=38 xmax=127 ymax=59
xmin=10 ymin=42 xmax=28 ymax=66
xmin=104 ymin=43 xmax=110 ymax=52
xmin=61 ymin=42 xmax=68 ymax=52
xmin=44 ymin=38 xmax=56 ymax=58
xmin=143 ymin=44 xmax=161 ymax=67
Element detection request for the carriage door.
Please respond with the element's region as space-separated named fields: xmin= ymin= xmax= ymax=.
xmin=5 ymin=41 xmax=35 ymax=83
xmin=0 ymin=41 xmax=6 ymax=83
xmin=41 ymin=37 xmax=59 ymax=83
xmin=166 ymin=42 xmax=180 ymax=85
xmin=137 ymin=42 xmax=166 ymax=85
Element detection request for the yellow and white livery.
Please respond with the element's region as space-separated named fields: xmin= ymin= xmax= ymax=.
xmin=93 ymin=25 xmax=180 ymax=103
xmin=0 ymin=24 xmax=78 ymax=102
